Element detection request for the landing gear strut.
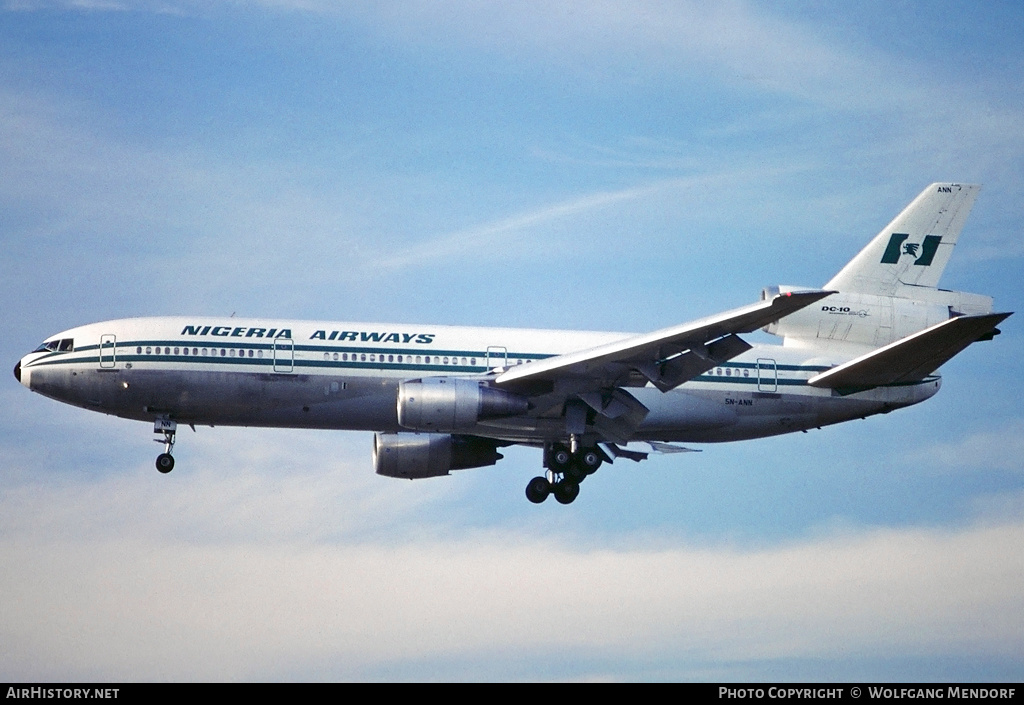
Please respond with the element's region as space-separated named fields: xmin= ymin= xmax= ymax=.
xmin=154 ymin=418 xmax=177 ymax=474
xmin=525 ymin=442 xmax=605 ymax=505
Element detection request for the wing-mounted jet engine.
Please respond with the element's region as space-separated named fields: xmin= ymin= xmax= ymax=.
xmin=373 ymin=432 xmax=506 ymax=479
xmin=397 ymin=377 xmax=529 ymax=432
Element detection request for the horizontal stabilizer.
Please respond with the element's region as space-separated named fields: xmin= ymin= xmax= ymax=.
xmin=807 ymin=312 xmax=1011 ymax=391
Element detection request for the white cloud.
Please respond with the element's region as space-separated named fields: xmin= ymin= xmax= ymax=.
xmin=2 ymin=423 xmax=1023 ymax=680
xmin=905 ymin=418 xmax=1024 ymax=474
xmin=1 ymin=512 xmax=1021 ymax=680
xmin=372 ymin=181 xmax=671 ymax=272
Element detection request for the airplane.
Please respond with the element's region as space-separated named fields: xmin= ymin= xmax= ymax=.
xmin=13 ymin=183 xmax=1011 ymax=505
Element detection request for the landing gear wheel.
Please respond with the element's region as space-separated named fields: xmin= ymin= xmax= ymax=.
xmin=548 ymin=444 xmax=572 ymax=473
xmin=553 ymin=480 xmax=580 ymax=505
xmin=156 ymin=453 xmax=175 ymax=474
xmin=525 ymin=476 xmax=551 ymax=504
xmin=579 ymin=448 xmax=602 ymax=475
xmin=565 ymin=462 xmax=588 ymax=484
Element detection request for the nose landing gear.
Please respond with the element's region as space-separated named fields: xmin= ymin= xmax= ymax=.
xmin=154 ymin=418 xmax=176 ymax=474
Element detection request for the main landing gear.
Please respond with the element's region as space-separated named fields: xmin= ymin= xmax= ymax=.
xmin=154 ymin=418 xmax=176 ymax=474
xmin=525 ymin=442 xmax=604 ymax=505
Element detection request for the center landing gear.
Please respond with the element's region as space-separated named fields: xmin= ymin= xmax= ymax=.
xmin=525 ymin=474 xmax=579 ymax=505
xmin=525 ymin=442 xmax=605 ymax=505
xmin=525 ymin=476 xmax=551 ymax=503
xmin=154 ymin=418 xmax=177 ymax=473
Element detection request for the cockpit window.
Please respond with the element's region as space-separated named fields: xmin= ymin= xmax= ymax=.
xmin=34 ymin=338 xmax=74 ymax=353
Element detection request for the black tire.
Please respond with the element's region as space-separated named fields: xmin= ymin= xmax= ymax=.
xmin=156 ymin=453 xmax=175 ymax=474
xmin=553 ymin=480 xmax=580 ymax=505
xmin=525 ymin=476 xmax=551 ymax=504
xmin=579 ymin=448 xmax=602 ymax=475
xmin=565 ymin=462 xmax=587 ymax=483
xmin=548 ymin=444 xmax=572 ymax=473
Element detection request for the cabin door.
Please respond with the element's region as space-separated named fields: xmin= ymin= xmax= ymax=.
xmin=273 ymin=338 xmax=294 ymax=373
xmin=757 ymin=358 xmax=777 ymax=392
xmin=99 ymin=334 xmax=117 ymax=368
xmin=486 ymin=346 xmax=508 ymax=370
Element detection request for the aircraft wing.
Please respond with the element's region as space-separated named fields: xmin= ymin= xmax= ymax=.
xmin=495 ymin=290 xmax=833 ymax=394
xmin=807 ymin=312 xmax=1011 ymax=392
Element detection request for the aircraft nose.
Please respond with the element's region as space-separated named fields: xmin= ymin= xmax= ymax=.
xmin=13 ymin=359 xmax=30 ymax=389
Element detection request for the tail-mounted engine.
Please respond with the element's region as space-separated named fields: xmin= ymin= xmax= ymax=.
xmin=373 ymin=432 xmax=504 ymax=479
xmin=760 ymin=285 xmax=993 ymax=348
xmin=397 ymin=377 xmax=528 ymax=432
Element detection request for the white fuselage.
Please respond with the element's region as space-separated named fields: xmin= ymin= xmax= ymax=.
xmin=15 ymin=315 xmax=939 ymax=445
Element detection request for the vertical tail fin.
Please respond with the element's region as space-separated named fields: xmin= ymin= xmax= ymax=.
xmin=825 ymin=183 xmax=980 ymax=297
xmin=766 ymin=183 xmax=995 ymax=351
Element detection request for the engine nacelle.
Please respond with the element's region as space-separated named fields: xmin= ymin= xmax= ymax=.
xmin=373 ymin=432 xmax=504 ymax=479
xmin=397 ymin=377 xmax=528 ymax=432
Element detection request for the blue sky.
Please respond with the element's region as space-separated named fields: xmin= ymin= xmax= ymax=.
xmin=1 ymin=0 xmax=1023 ymax=682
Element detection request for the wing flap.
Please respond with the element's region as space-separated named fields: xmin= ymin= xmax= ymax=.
xmin=641 ymin=333 xmax=753 ymax=392
xmin=588 ymin=390 xmax=650 ymax=444
xmin=807 ymin=312 xmax=1011 ymax=390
